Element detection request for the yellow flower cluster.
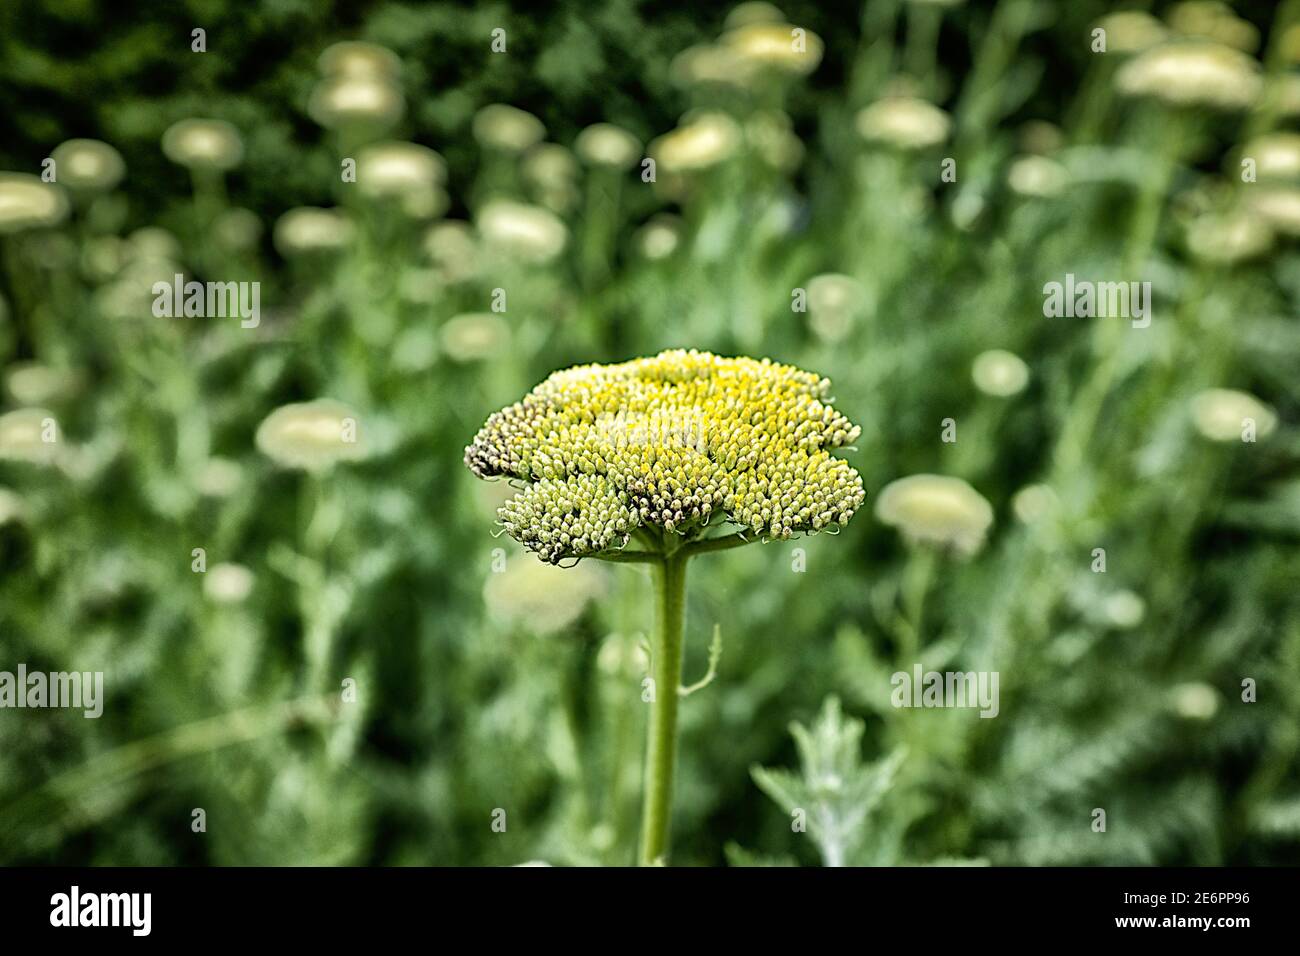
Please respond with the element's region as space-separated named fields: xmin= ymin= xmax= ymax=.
xmin=465 ymin=350 xmax=865 ymax=563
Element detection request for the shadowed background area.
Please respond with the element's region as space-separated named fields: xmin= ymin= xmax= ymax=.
xmin=1 ymin=0 xmax=1298 ymax=866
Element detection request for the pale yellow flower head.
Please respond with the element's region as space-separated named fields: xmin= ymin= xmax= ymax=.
xmin=423 ymin=220 xmax=480 ymax=281
xmin=50 ymin=139 xmax=125 ymax=192
xmin=308 ymin=74 xmax=404 ymax=131
xmin=650 ymin=112 xmax=741 ymax=174
xmin=1185 ymin=208 xmax=1272 ymax=264
xmin=476 ymin=199 xmax=567 ymax=264
xmin=1169 ymin=681 xmax=1220 ymax=720
xmin=5 ymin=363 xmax=81 ymax=407
xmin=670 ymin=44 xmax=757 ymax=89
xmin=1011 ymin=483 xmax=1057 ymax=525
xmin=255 ymin=399 xmax=368 ymax=471
xmin=161 ymin=119 xmax=244 ymax=171
xmin=1095 ymin=11 xmax=1168 ymax=54
xmin=317 ymin=41 xmax=401 ymax=79
xmin=1238 ymin=132 xmax=1300 ymax=181
xmin=875 ymin=474 xmax=994 ymax=557
xmin=634 ymin=215 xmax=683 ymax=260
xmin=273 ymin=207 xmax=354 ymax=257
xmin=441 ymin=312 xmax=511 ymax=363
xmin=972 ymin=349 xmax=1030 ymax=397
xmin=1007 ymin=155 xmax=1069 ymax=198
xmin=1103 ymin=589 xmax=1146 ymax=629
xmin=473 ymin=104 xmax=546 ymax=153
xmin=355 ymin=141 xmax=448 ymax=217
xmin=1189 ymin=388 xmax=1277 ymax=442
xmin=724 ymin=2 xmax=787 ymax=29
xmin=0 ymin=408 xmax=61 ymax=465
xmin=521 ymin=143 xmax=577 ymax=189
xmin=575 ymin=123 xmax=642 ymax=169
xmin=1166 ymin=1 xmax=1258 ymax=53
xmin=465 ymin=350 xmax=866 ymax=563
xmin=721 ymin=21 xmax=823 ymax=75
xmin=1115 ymin=40 xmax=1261 ymax=110
xmin=0 ymin=174 xmax=69 ymax=234
xmin=0 ymin=487 xmax=23 ymax=527
xmin=1246 ymin=186 xmax=1300 ymax=237
xmin=855 ymin=97 xmax=951 ymax=150
xmin=205 ymin=562 xmax=255 ymax=604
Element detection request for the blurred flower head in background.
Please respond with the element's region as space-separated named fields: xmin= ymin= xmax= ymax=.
xmin=205 ymin=562 xmax=256 ymax=604
xmin=575 ymin=123 xmax=642 ymax=169
xmin=875 ymin=474 xmax=994 ymax=557
xmin=475 ymin=199 xmax=567 ymax=263
xmin=473 ymin=104 xmax=547 ymax=154
xmin=256 ymin=399 xmax=368 ymax=471
xmin=649 ymin=112 xmax=741 ymax=173
xmin=0 ymin=174 xmax=68 ymax=233
xmin=0 ymin=407 xmax=61 ymax=466
xmin=1094 ymin=10 xmax=1168 ymax=54
xmin=274 ymin=206 xmax=354 ymax=257
xmin=1184 ymin=207 xmax=1273 ymax=264
xmin=161 ymin=118 xmax=244 ymax=171
xmin=50 ymin=138 xmax=125 ymax=193
xmin=1189 ymin=388 xmax=1277 ymax=442
xmin=441 ymin=312 xmax=511 ymax=364
xmin=855 ymin=97 xmax=951 ymax=150
xmin=721 ymin=19 xmax=823 ymax=76
xmin=1115 ymin=40 xmax=1261 ymax=110
xmin=1166 ymin=1 xmax=1259 ymax=53
xmin=971 ymin=349 xmax=1030 ymax=398
xmin=355 ymin=141 xmax=448 ymax=218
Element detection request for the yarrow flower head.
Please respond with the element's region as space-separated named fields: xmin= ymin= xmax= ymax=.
xmin=1115 ymin=40 xmax=1262 ymax=110
xmin=1094 ymin=11 xmax=1168 ymax=54
xmin=1189 ymin=388 xmax=1277 ymax=442
xmin=874 ymin=474 xmax=994 ymax=557
xmin=0 ymin=407 xmax=61 ymax=466
xmin=855 ymin=97 xmax=951 ymax=150
xmin=161 ymin=118 xmax=244 ymax=171
xmin=274 ymin=206 xmax=354 ymax=257
xmin=971 ymin=349 xmax=1030 ymax=397
xmin=256 ymin=399 xmax=367 ymax=472
xmin=464 ymin=350 xmax=866 ymax=564
xmin=50 ymin=139 xmax=125 ymax=193
xmin=0 ymin=174 xmax=69 ymax=234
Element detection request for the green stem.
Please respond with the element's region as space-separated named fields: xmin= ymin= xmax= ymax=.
xmin=639 ymin=552 xmax=687 ymax=865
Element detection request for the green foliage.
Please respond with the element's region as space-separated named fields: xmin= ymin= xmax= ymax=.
xmin=752 ymin=697 xmax=906 ymax=866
